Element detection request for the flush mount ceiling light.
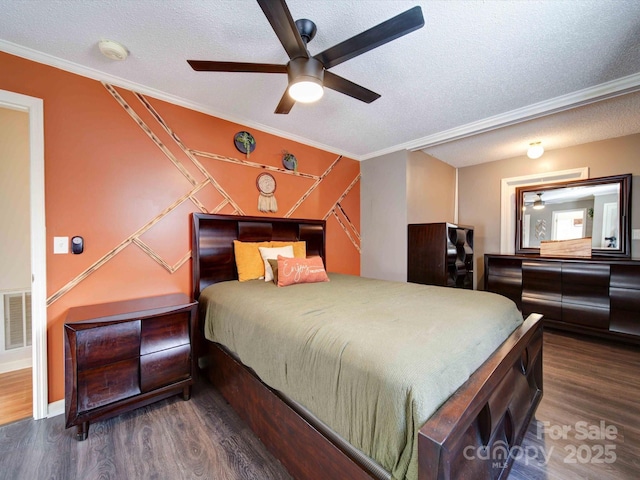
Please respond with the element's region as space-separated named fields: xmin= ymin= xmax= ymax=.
xmin=98 ymin=40 xmax=129 ymax=61
xmin=527 ymin=141 xmax=544 ymax=159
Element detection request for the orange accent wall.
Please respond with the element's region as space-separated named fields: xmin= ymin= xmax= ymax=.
xmin=0 ymin=52 xmax=360 ymax=403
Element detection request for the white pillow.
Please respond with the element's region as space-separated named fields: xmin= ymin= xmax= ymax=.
xmin=258 ymin=245 xmax=294 ymax=282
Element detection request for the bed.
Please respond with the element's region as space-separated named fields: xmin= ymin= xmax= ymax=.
xmin=191 ymin=213 xmax=543 ymax=480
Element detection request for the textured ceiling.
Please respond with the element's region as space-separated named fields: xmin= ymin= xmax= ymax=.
xmin=1 ymin=0 xmax=640 ymax=167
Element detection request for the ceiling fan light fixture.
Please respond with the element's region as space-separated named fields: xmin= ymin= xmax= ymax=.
xmin=527 ymin=141 xmax=544 ymax=159
xmin=186 ymin=3 xmax=424 ymax=114
xmin=289 ymin=78 xmax=324 ymax=103
xmin=287 ymin=57 xmax=324 ymax=103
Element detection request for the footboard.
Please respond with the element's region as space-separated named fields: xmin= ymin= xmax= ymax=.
xmin=200 ymin=341 xmax=375 ymax=480
xmin=418 ymin=313 xmax=543 ymax=480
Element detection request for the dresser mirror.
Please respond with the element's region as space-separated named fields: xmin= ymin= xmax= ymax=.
xmin=515 ymin=173 xmax=632 ymax=258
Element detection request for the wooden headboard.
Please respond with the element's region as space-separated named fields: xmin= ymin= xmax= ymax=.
xmin=191 ymin=213 xmax=326 ymax=299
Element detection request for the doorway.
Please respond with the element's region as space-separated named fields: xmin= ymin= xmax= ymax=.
xmin=601 ymin=202 xmax=618 ymax=248
xmin=0 ymin=89 xmax=47 ymax=421
xmin=0 ymin=106 xmax=31 ymax=424
xmin=552 ymin=208 xmax=586 ymax=241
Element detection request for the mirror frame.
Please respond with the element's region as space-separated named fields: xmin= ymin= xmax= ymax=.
xmin=515 ymin=173 xmax=632 ymax=258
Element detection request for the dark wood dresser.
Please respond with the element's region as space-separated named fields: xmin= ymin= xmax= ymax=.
xmin=408 ymin=223 xmax=474 ymax=289
xmin=484 ymin=254 xmax=640 ymax=344
xmin=64 ymin=293 xmax=197 ymax=440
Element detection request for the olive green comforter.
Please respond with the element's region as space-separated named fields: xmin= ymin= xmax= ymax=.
xmin=200 ymin=274 xmax=523 ymax=480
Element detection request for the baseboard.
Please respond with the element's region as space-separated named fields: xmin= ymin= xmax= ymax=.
xmin=47 ymin=399 xmax=64 ymax=418
xmin=0 ymin=357 xmax=31 ymax=374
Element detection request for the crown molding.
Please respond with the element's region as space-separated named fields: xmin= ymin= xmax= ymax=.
xmin=4 ymin=39 xmax=638 ymax=163
xmin=399 ymin=71 xmax=640 ymax=153
xmin=0 ymin=39 xmax=361 ymax=161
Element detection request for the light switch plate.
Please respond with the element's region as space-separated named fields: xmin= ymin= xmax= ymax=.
xmin=633 ymin=229 xmax=640 ymax=240
xmin=53 ymin=236 xmax=69 ymax=254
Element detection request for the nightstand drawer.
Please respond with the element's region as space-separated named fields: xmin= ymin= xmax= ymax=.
xmin=78 ymin=358 xmax=140 ymax=411
xmin=140 ymin=343 xmax=191 ymax=392
xmin=140 ymin=312 xmax=190 ymax=355
xmin=77 ymin=321 xmax=141 ymax=370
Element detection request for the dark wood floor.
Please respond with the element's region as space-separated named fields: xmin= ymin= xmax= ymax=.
xmin=0 ymin=373 xmax=292 ymax=480
xmin=0 ymin=331 xmax=637 ymax=480
xmin=509 ymin=330 xmax=640 ymax=480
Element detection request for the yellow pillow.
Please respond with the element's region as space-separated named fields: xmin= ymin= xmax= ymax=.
xmin=233 ymin=240 xmax=270 ymax=281
xmin=269 ymin=241 xmax=306 ymax=258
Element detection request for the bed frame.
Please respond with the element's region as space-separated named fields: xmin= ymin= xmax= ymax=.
xmin=191 ymin=213 xmax=543 ymax=480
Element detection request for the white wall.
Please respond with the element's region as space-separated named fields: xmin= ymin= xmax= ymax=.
xmin=407 ymin=150 xmax=456 ymax=224
xmin=360 ymin=151 xmax=407 ymax=281
xmin=361 ymin=150 xmax=456 ymax=282
xmin=0 ymin=107 xmax=30 ymax=291
xmin=362 ymin=135 xmax=640 ymax=289
xmin=458 ymin=134 xmax=640 ymax=288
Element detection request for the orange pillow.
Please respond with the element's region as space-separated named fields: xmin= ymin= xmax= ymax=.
xmin=233 ymin=240 xmax=270 ymax=281
xmin=276 ymin=255 xmax=329 ymax=287
xmin=269 ymin=241 xmax=306 ymax=258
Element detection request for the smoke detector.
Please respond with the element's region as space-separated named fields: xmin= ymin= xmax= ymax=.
xmin=98 ymin=40 xmax=129 ymax=61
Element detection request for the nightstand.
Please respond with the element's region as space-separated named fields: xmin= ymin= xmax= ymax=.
xmin=64 ymin=293 xmax=197 ymax=440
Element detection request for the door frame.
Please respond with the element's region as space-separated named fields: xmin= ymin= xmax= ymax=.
xmin=601 ymin=202 xmax=618 ymax=248
xmin=0 ymin=89 xmax=47 ymax=420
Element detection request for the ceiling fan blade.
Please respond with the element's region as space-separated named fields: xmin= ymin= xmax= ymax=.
xmin=314 ymin=6 xmax=424 ymax=69
xmin=275 ymin=89 xmax=295 ymax=114
xmin=323 ymin=71 xmax=381 ymax=104
xmin=257 ymin=0 xmax=308 ymax=60
xmin=188 ymin=60 xmax=288 ymax=74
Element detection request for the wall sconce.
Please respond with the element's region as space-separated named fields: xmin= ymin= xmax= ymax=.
xmin=527 ymin=142 xmax=544 ymax=159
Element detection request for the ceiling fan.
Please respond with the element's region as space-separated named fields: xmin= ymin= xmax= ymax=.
xmin=187 ymin=0 xmax=424 ymax=114
xmin=524 ymin=192 xmax=546 ymax=210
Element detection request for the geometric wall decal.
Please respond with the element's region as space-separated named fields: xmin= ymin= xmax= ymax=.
xmin=284 ymin=155 xmax=342 ymax=217
xmin=46 ymin=181 xmax=208 ymax=306
xmin=324 ymin=174 xmax=361 ymax=253
xmin=46 ymin=83 xmax=361 ymax=305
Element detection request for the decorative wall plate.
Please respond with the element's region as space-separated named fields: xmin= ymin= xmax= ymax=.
xmin=282 ymin=152 xmax=297 ymax=171
xmin=234 ymin=131 xmax=256 ymax=158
